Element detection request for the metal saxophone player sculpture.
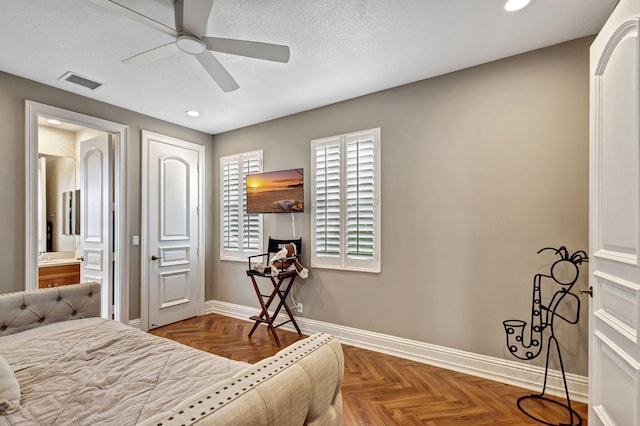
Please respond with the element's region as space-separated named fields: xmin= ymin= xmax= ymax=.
xmin=503 ymin=246 xmax=588 ymax=426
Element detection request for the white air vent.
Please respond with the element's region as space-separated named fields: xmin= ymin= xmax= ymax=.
xmin=59 ymin=71 xmax=104 ymax=90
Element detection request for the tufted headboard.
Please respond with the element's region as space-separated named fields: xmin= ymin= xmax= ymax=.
xmin=0 ymin=282 xmax=101 ymax=336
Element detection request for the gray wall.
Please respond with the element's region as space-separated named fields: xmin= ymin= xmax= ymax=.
xmin=0 ymin=71 xmax=213 ymax=320
xmin=210 ymin=37 xmax=591 ymax=375
xmin=0 ymin=36 xmax=591 ymax=375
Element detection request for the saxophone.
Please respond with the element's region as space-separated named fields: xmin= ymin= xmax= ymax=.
xmin=503 ymin=274 xmax=544 ymax=360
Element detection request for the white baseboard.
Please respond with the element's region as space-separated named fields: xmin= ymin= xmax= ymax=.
xmin=206 ymin=299 xmax=588 ymax=404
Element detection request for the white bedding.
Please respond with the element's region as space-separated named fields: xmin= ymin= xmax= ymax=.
xmin=0 ymin=318 xmax=249 ymax=425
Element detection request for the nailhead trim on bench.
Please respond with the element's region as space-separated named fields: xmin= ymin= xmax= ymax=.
xmin=152 ymin=333 xmax=336 ymax=426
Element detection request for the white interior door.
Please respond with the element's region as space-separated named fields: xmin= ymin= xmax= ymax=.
xmin=142 ymin=131 xmax=203 ymax=329
xmin=590 ymin=1 xmax=640 ymax=424
xmin=80 ymin=134 xmax=112 ymax=318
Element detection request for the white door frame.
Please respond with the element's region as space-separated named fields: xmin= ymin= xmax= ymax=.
xmin=140 ymin=130 xmax=205 ymax=331
xmin=25 ymin=100 xmax=129 ymax=323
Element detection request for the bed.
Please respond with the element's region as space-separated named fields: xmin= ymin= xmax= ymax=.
xmin=0 ymin=283 xmax=343 ymax=425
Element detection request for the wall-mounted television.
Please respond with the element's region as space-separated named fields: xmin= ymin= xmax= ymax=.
xmin=246 ymin=168 xmax=304 ymax=213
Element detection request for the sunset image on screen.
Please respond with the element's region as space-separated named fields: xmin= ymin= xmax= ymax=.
xmin=246 ymin=168 xmax=304 ymax=213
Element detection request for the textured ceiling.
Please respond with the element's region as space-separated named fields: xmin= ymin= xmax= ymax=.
xmin=0 ymin=0 xmax=617 ymax=134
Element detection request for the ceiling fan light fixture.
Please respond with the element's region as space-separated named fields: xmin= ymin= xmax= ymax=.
xmin=503 ymin=0 xmax=532 ymax=12
xmin=176 ymin=35 xmax=206 ymax=55
xmin=185 ymin=110 xmax=201 ymax=117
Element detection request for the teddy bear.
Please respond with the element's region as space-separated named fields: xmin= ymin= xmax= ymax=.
xmin=253 ymin=243 xmax=309 ymax=279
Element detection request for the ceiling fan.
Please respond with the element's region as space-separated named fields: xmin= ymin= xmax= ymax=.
xmin=91 ymin=0 xmax=290 ymax=92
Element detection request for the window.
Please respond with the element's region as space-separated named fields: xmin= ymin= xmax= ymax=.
xmin=220 ymin=150 xmax=263 ymax=261
xmin=311 ymin=128 xmax=381 ymax=272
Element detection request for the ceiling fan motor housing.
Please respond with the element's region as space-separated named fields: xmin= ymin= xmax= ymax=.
xmin=176 ymin=34 xmax=206 ymax=55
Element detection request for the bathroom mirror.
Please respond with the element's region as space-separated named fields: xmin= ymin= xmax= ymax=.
xmin=37 ymin=154 xmax=79 ymax=253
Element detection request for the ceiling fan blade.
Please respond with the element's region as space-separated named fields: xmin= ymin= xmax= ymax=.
xmin=89 ymin=0 xmax=177 ymax=37
xmin=203 ymin=37 xmax=290 ymax=63
xmin=195 ymin=52 xmax=240 ymax=92
xmin=123 ymin=42 xmax=180 ymax=65
xmin=175 ymin=0 xmax=214 ymax=38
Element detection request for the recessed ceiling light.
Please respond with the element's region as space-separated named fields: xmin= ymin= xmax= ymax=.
xmin=504 ymin=0 xmax=532 ymax=12
xmin=46 ymin=119 xmax=62 ymax=125
xmin=185 ymin=110 xmax=200 ymax=117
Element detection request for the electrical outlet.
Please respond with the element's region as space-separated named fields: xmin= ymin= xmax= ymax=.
xmin=296 ymin=302 xmax=303 ymax=314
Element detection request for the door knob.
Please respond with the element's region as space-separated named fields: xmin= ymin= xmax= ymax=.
xmin=77 ymin=256 xmax=84 ymax=262
xmin=151 ymin=255 xmax=159 ymax=261
xmin=579 ymin=286 xmax=593 ymax=298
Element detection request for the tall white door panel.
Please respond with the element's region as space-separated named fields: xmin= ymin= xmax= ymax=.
xmin=80 ymin=134 xmax=112 ymax=318
xmin=142 ymin=131 xmax=203 ymax=329
xmin=590 ymin=2 xmax=640 ymax=424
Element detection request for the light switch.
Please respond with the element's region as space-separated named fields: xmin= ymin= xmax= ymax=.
xmin=132 ymin=235 xmax=140 ymax=246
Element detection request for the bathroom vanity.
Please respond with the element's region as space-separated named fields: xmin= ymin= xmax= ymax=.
xmin=38 ymin=260 xmax=80 ymax=289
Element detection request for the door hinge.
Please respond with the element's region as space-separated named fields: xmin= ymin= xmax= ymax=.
xmin=579 ymin=286 xmax=593 ymax=298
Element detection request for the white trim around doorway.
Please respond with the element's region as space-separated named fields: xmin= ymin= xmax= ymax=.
xmin=140 ymin=130 xmax=205 ymax=332
xmin=25 ymin=100 xmax=129 ymax=323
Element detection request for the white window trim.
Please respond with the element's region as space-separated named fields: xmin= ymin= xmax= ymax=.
xmin=220 ymin=150 xmax=263 ymax=262
xmin=311 ymin=128 xmax=381 ymax=273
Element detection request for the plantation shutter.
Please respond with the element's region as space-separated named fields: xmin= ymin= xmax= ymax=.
xmin=314 ymin=140 xmax=342 ymax=258
xmin=242 ymin=157 xmax=261 ymax=252
xmin=220 ymin=151 xmax=263 ymax=260
xmin=346 ymin=134 xmax=376 ymax=259
xmin=222 ymin=159 xmax=240 ymax=251
xmin=311 ymin=129 xmax=380 ymax=272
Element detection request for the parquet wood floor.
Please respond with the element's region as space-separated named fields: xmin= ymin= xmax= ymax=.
xmin=150 ymin=313 xmax=588 ymax=425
